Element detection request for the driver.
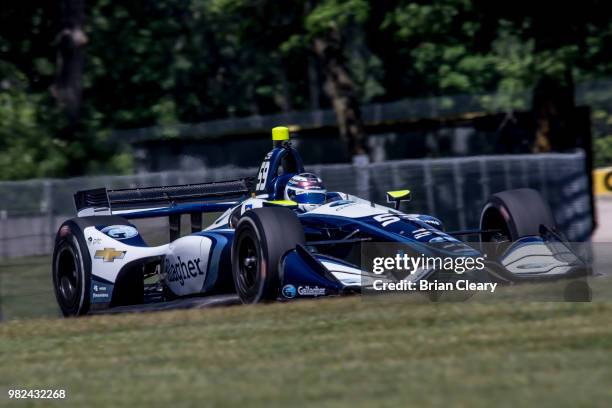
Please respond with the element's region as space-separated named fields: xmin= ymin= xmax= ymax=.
xmin=284 ymin=173 xmax=327 ymax=212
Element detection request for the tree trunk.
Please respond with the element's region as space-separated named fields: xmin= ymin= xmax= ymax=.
xmin=53 ymin=0 xmax=87 ymax=126
xmin=277 ymin=64 xmax=293 ymax=113
xmin=307 ymin=56 xmax=321 ymax=110
xmin=52 ymin=0 xmax=87 ymax=175
xmin=313 ymin=29 xmax=368 ymax=159
xmin=531 ymin=73 xmax=576 ymax=153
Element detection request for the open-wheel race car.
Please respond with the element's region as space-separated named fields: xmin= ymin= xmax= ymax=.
xmin=52 ymin=127 xmax=586 ymax=316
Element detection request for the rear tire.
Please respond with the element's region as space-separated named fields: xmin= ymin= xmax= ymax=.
xmin=53 ymin=219 xmax=95 ymax=316
xmin=231 ymin=207 xmax=305 ymax=303
xmin=52 ymin=216 xmax=133 ymax=316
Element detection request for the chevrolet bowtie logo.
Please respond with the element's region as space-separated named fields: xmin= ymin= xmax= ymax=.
xmin=94 ymin=248 xmax=126 ymax=262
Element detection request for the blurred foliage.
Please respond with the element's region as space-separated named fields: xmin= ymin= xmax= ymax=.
xmin=382 ymin=1 xmax=609 ymax=108
xmin=594 ymin=135 xmax=612 ymax=168
xmin=1 ymin=0 xmax=612 ymax=179
xmin=592 ymin=106 xmax=612 ymax=167
xmin=0 ymin=62 xmax=67 ymax=179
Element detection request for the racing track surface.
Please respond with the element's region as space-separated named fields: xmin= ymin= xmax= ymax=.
xmin=592 ymin=195 xmax=612 ymax=242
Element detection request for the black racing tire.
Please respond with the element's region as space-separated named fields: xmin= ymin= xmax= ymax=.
xmin=480 ymin=188 xmax=556 ymax=242
xmin=52 ymin=216 xmax=132 ymax=316
xmin=231 ymin=207 xmax=305 ymax=304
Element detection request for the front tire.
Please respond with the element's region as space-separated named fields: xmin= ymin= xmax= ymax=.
xmin=480 ymin=188 xmax=556 ymax=242
xmin=231 ymin=207 xmax=305 ymax=303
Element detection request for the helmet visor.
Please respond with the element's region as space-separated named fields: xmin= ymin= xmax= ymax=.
xmin=292 ymin=192 xmax=326 ymax=205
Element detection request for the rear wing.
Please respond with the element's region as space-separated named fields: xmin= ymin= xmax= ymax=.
xmin=74 ymin=177 xmax=253 ymax=218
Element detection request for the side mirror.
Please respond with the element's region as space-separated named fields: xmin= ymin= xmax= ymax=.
xmin=386 ymin=190 xmax=411 ymax=210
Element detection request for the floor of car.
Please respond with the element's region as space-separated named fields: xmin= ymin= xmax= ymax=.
xmin=91 ymin=294 xmax=241 ymax=315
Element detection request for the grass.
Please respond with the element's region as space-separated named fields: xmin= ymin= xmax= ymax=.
xmin=1 ymin=256 xmax=612 ymax=407
xmin=1 ymin=295 xmax=612 ymax=406
xmin=0 ymin=256 xmax=59 ymax=320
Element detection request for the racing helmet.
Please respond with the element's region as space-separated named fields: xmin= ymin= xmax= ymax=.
xmin=284 ymin=173 xmax=327 ymax=212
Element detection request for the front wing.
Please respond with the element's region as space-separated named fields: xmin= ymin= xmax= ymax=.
xmin=277 ymin=236 xmax=587 ymax=300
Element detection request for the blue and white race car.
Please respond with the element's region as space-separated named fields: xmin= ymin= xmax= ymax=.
xmin=52 ymin=127 xmax=586 ymax=316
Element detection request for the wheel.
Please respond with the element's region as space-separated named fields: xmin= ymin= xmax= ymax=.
xmin=231 ymin=207 xmax=305 ymax=303
xmin=52 ymin=216 xmax=133 ymax=316
xmin=53 ymin=228 xmax=89 ymax=317
xmin=480 ymin=188 xmax=556 ymax=242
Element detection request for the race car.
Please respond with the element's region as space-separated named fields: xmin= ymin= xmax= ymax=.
xmin=52 ymin=126 xmax=586 ymax=316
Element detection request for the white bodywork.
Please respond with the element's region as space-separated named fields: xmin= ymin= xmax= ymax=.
xmin=84 ymin=227 xmax=215 ymax=296
xmin=83 ymin=226 xmax=167 ymax=284
xmin=500 ymin=240 xmax=576 ymax=276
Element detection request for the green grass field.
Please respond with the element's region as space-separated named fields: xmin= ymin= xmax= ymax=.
xmin=1 ymin=257 xmax=612 ymax=407
xmin=2 ymin=297 xmax=612 ymax=407
xmin=0 ymin=256 xmax=59 ymax=321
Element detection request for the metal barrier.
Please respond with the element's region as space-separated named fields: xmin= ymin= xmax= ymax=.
xmin=0 ymin=151 xmax=592 ymax=259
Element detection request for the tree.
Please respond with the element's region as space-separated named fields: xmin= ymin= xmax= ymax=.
xmin=53 ymin=0 xmax=87 ymax=125
xmin=305 ymin=0 xmax=370 ymax=159
xmin=52 ymin=0 xmax=88 ymax=175
xmin=2 ymin=0 xmax=612 ymax=180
